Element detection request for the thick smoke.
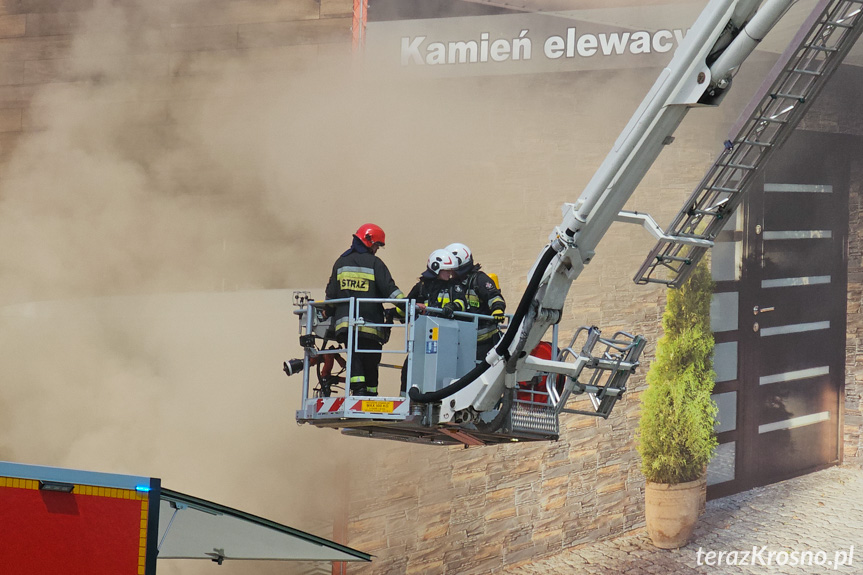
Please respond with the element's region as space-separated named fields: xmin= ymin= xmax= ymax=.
xmin=0 ymin=2 xmax=433 ymax=574
xmin=2 ymin=0 xmax=565 ymax=572
xmin=0 ymin=1 xmax=696 ymax=574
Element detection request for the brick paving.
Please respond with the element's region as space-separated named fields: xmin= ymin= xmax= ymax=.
xmin=503 ymin=465 xmax=863 ymax=574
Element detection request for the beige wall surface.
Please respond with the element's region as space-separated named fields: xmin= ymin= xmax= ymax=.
xmin=1 ymin=1 xmax=862 ymax=575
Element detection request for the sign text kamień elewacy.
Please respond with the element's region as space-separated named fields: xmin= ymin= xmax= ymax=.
xmin=401 ymin=27 xmax=688 ymax=66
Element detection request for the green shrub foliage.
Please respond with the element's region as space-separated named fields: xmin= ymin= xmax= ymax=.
xmin=638 ymin=261 xmax=718 ymax=484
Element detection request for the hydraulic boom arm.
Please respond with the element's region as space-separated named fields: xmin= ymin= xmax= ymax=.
xmin=411 ymin=0 xmax=800 ymax=421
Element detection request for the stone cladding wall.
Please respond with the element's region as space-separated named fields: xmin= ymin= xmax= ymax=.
xmin=343 ymin=59 xmax=863 ymax=575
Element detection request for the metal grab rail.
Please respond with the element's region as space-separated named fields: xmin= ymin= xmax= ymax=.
xmin=292 ymin=293 xmax=508 ymax=400
xmin=293 ymin=295 xmax=413 ymax=399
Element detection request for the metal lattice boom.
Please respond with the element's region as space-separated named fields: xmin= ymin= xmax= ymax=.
xmin=634 ymin=0 xmax=863 ymax=287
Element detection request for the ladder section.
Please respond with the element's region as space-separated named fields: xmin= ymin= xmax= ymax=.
xmin=531 ymin=326 xmax=646 ymax=419
xmin=634 ymin=0 xmax=863 ymax=287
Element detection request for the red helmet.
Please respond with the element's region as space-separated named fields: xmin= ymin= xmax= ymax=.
xmin=355 ymin=223 xmax=386 ymax=248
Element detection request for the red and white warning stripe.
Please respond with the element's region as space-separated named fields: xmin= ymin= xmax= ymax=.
xmin=315 ymin=397 xmax=345 ymax=414
xmin=312 ymin=397 xmax=409 ymax=415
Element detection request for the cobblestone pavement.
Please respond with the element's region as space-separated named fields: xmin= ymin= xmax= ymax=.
xmin=504 ymin=465 xmax=863 ymax=575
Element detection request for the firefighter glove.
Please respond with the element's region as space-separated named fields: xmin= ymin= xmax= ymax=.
xmin=441 ymin=303 xmax=456 ymax=319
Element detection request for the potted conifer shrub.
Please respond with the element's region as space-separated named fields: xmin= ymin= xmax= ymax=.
xmin=637 ymin=259 xmax=717 ymax=549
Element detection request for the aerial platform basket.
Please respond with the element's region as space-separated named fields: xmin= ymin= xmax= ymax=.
xmin=287 ymin=292 xmax=645 ymax=447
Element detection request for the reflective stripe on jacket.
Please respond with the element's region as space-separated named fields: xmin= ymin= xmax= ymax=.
xmin=325 ymin=246 xmax=404 ymax=343
xmin=407 ymin=274 xmax=466 ymax=312
xmin=461 ymin=266 xmax=505 ymax=342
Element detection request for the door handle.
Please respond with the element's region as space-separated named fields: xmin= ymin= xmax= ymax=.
xmin=753 ymin=306 xmax=775 ymax=315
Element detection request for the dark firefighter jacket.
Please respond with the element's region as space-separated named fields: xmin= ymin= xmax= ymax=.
xmin=407 ymin=269 xmax=467 ymax=312
xmin=325 ymin=238 xmax=404 ymax=344
xmin=459 ymin=264 xmax=506 ymax=343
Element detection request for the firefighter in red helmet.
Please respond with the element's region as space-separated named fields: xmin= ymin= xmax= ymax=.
xmin=324 ymin=223 xmax=404 ymax=397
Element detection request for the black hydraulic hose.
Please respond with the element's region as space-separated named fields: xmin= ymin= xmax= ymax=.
xmin=407 ymin=359 xmax=491 ymax=404
xmin=495 ymin=244 xmax=558 ymax=353
xmin=409 ymin=244 xmax=559 ymax=404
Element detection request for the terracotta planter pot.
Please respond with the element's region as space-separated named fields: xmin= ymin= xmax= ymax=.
xmin=644 ymin=475 xmax=706 ymax=549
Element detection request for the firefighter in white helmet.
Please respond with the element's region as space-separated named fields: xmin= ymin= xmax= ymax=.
xmin=401 ymin=249 xmax=468 ymax=392
xmin=445 ymin=242 xmax=506 ymax=359
xmin=408 ymin=248 xmax=467 ymax=318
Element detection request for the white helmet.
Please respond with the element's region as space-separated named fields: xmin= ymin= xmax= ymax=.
xmin=428 ymin=248 xmax=459 ymax=273
xmin=445 ymin=242 xmax=473 ymax=267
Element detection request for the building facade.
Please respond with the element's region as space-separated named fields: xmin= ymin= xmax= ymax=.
xmin=1 ymin=1 xmax=862 ymax=573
